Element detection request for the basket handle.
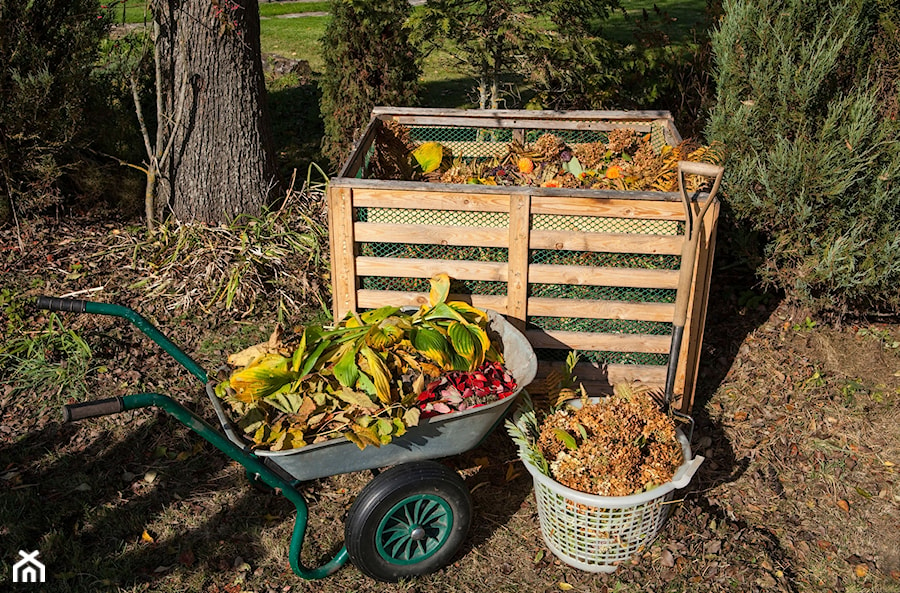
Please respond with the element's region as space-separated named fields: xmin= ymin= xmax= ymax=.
xmin=670 ymin=455 xmax=704 ymax=489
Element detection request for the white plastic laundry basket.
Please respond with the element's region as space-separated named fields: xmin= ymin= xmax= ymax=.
xmin=519 ymin=430 xmax=704 ymax=573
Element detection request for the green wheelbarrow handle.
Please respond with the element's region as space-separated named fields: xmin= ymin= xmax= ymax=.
xmin=35 ymin=297 xmax=350 ymax=580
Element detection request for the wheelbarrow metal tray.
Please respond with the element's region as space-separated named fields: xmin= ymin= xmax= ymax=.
xmin=207 ymin=310 xmax=537 ymax=482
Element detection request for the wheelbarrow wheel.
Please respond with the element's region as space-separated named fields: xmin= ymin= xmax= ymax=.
xmin=344 ymin=460 xmax=472 ymax=582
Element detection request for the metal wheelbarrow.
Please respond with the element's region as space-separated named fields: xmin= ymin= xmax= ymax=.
xmin=34 ymin=297 xmax=537 ymax=582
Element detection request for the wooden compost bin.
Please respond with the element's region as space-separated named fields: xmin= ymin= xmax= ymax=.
xmin=327 ymin=108 xmax=719 ymax=413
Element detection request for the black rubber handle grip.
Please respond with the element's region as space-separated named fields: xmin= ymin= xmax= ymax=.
xmin=63 ymin=397 xmax=125 ymax=422
xmin=35 ymin=296 xmax=88 ymax=313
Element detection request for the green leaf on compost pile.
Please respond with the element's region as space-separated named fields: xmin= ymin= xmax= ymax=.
xmin=412 ymin=326 xmax=452 ymax=369
xmin=553 ymin=428 xmax=578 ymax=451
xmin=228 ymin=354 xmax=296 ymax=402
xmin=333 ymin=342 xmax=361 ymax=388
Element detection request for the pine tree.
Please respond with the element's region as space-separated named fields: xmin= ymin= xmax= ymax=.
xmin=707 ymin=0 xmax=900 ymax=316
xmin=319 ymin=0 xmax=421 ymax=170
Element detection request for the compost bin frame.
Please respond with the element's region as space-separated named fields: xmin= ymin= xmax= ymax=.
xmin=327 ymin=108 xmax=719 ymax=414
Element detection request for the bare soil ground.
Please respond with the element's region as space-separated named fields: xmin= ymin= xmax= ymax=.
xmin=1 ymin=209 xmax=899 ymax=593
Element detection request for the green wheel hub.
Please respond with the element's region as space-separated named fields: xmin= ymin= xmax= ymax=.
xmin=375 ymin=494 xmax=453 ymax=565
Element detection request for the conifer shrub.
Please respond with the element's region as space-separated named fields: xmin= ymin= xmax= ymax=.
xmin=0 ymin=0 xmax=109 ymax=223
xmin=318 ymin=0 xmax=421 ymax=170
xmin=707 ymin=0 xmax=900 ymax=316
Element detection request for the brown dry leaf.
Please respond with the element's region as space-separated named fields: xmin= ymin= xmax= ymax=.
xmin=505 ymin=463 xmax=522 ymax=482
xmin=734 ymin=411 xmax=749 ymax=422
xmin=660 ymin=549 xmax=675 ymax=567
xmin=837 ymin=499 xmax=851 ymax=513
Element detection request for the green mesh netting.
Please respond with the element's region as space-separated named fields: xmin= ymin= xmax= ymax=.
xmin=530 ymin=249 xmax=679 ymax=269
xmin=359 ymin=243 xmax=508 ymax=262
xmin=531 ymin=214 xmax=683 ymax=236
xmin=359 ymin=276 xmax=509 ymax=296
xmin=528 ymin=317 xmax=672 ymax=335
xmin=357 ymin=207 xmax=510 ymax=228
xmin=534 ymin=348 xmax=668 ymax=366
xmin=528 ymin=284 xmax=675 ymax=303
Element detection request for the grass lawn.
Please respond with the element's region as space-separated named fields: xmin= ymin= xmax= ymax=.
xmin=111 ymin=1 xmax=330 ymax=25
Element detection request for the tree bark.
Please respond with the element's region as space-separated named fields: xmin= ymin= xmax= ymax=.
xmin=153 ymin=0 xmax=280 ymax=224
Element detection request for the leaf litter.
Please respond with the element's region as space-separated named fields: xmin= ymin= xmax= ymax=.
xmin=1 ymin=201 xmax=899 ymax=591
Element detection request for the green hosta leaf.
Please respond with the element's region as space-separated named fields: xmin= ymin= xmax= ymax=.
xmin=360 ymin=305 xmax=402 ymax=325
xmin=298 ymin=339 xmax=330 ymax=377
xmin=365 ymin=318 xmax=405 ymax=350
xmin=229 ymin=354 xmax=296 ymax=403
xmin=333 ymin=343 xmax=360 ymax=388
xmin=411 ymin=326 xmax=452 ymax=368
xmin=447 ymin=321 xmax=476 ymax=358
xmin=334 ymin=386 xmax=379 ymax=410
xmin=412 ymin=142 xmax=444 ymax=174
xmin=428 ymin=273 xmax=451 ymax=306
xmin=553 ymin=428 xmax=578 ymax=451
xmin=421 ymin=301 xmax=465 ymax=322
xmin=447 ymin=300 xmax=488 ymax=323
xmin=360 ymin=345 xmax=393 ymax=404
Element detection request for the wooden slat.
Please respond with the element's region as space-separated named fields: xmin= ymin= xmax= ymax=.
xmin=355 ymin=257 xmax=508 ymax=282
xmin=356 ymin=290 xmax=507 ymax=313
xmin=530 ymin=365 xmax=667 ymax=395
xmin=525 ymin=329 xmax=670 ymax=353
xmin=370 ymin=107 xmax=676 ymax=128
xmin=337 ymin=116 xmax=379 ymax=178
xmin=531 ymin=230 xmax=682 ymax=254
xmin=352 ymin=189 xmax=511 ymax=212
xmin=531 ymin=196 xmax=686 ymax=219
xmin=354 ymin=222 xmax=509 ymax=247
xmin=529 ymin=264 xmax=679 ymax=289
xmin=507 ymin=194 xmax=531 ymax=330
xmin=526 ymin=297 xmax=674 ymax=322
xmin=328 ymin=186 xmax=358 ymax=321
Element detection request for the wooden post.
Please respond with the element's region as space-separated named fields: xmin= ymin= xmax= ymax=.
xmin=327 ymin=186 xmax=358 ymax=322
xmin=507 ymin=194 xmax=531 ymax=331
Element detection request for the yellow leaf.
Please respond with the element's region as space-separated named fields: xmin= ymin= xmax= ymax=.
xmin=228 ymin=354 xmax=295 ymax=403
xmin=855 ymin=564 xmax=868 ymax=578
xmin=141 ymin=530 xmax=155 ymax=544
xmin=403 ymin=407 xmax=421 ymax=427
xmin=505 ymin=464 xmax=522 ymax=482
xmin=558 ymin=582 xmax=574 ymax=591
xmin=428 ymin=273 xmax=451 ymax=307
xmin=411 ymin=142 xmax=444 ymax=173
xmin=361 ymin=345 xmax=393 ymax=404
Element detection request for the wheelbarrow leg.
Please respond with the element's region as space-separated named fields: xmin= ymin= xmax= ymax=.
xmin=63 ymin=393 xmax=350 ymax=580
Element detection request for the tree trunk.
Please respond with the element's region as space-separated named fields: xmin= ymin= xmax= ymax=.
xmin=153 ymin=0 xmax=280 ymax=224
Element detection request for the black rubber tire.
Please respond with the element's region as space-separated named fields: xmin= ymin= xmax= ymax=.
xmin=344 ymin=461 xmax=472 ymax=582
